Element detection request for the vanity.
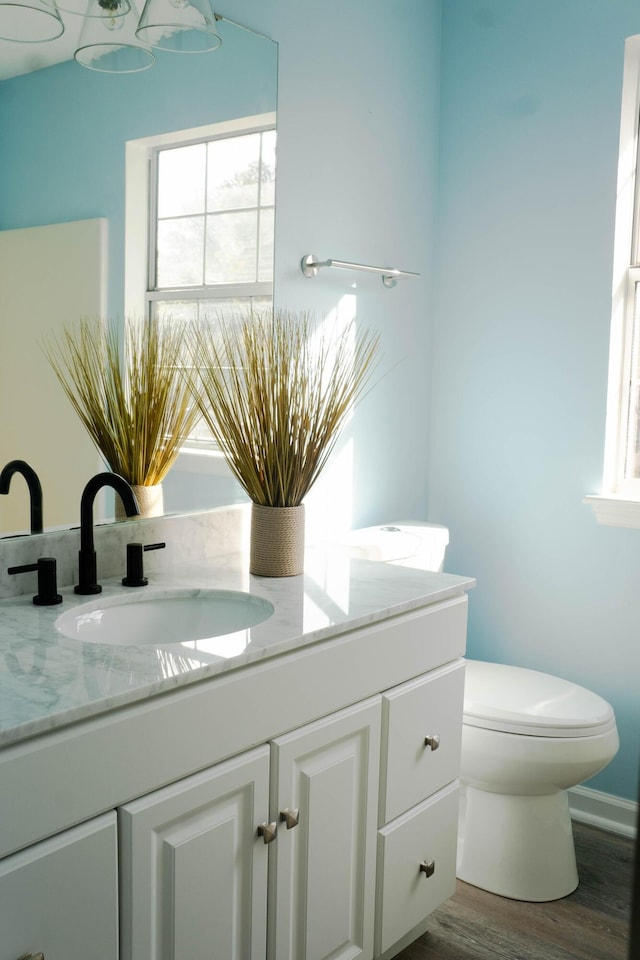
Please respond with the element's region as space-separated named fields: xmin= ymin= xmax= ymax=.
xmin=0 ymin=512 xmax=474 ymax=960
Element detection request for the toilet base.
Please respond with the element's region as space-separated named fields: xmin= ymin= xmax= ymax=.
xmin=456 ymin=784 xmax=579 ymax=901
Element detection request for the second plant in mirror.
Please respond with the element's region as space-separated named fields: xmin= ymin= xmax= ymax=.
xmin=43 ymin=316 xmax=200 ymax=519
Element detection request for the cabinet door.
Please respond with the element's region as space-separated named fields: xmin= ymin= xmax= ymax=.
xmin=119 ymin=745 xmax=270 ymax=960
xmin=269 ymin=697 xmax=381 ymax=960
xmin=0 ymin=812 xmax=118 ymax=960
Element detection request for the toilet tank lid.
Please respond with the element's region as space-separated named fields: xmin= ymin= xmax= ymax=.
xmin=463 ymin=660 xmax=616 ymax=737
xmin=338 ymin=522 xmax=449 ymax=565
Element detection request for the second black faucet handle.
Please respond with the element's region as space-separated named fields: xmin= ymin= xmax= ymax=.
xmin=8 ymin=557 xmax=62 ymax=606
xmin=122 ymin=541 xmax=166 ymax=587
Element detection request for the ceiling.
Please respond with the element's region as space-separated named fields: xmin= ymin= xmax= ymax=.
xmin=1 ymin=15 xmax=89 ymax=80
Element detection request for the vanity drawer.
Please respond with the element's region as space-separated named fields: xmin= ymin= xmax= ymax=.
xmin=375 ymin=781 xmax=458 ymax=958
xmin=380 ymin=659 xmax=464 ymax=823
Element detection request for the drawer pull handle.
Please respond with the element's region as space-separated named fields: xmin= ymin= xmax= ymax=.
xmin=424 ymin=734 xmax=440 ymax=751
xmin=257 ymin=821 xmax=278 ymax=844
xmin=279 ymin=807 xmax=300 ymax=829
xmin=419 ymin=859 xmax=436 ymax=878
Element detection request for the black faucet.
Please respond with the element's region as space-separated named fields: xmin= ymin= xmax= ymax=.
xmin=0 ymin=459 xmax=43 ymax=534
xmin=76 ymin=472 xmax=140 ymax=595
xmin=122 ymin=541 xmax=166 ymax=587
xmin=8 ymin=557 xmax=62 ymax=606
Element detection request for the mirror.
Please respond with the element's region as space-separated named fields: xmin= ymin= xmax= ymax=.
xmin=0 ymin=17 xmax=277 ymax=536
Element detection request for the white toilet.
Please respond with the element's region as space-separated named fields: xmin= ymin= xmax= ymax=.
xmin=339 ymin=521 xmax=620 ymax=902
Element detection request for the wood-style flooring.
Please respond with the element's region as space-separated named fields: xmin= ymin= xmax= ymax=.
xmin=394 ymin=823 xmax=635 ymax=960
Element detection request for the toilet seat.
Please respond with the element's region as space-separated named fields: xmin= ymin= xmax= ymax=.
xmin=463 ymin=660 xmax=616 ymax=738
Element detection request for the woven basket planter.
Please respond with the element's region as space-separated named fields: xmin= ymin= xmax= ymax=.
xmin=115 ymin=483 xmax=164 ymax=520
xmin=250 ymin=503 xmax=305 ymax=577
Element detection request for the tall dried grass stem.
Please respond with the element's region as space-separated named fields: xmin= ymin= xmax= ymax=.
xmin=43 ymin=317 xmax=200 ymax=486
xmin=186 ymin=310 xmax=381 ymax=507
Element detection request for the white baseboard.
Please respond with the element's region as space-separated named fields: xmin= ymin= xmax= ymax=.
xmin=569 ymin=785 xmax=638 ymax=838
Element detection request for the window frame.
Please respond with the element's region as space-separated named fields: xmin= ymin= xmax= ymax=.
xmin=124 ymin=111 xmax=276 ymax=325
xmin=124 ymin=112 xmax=276 ymax=454
xmin=586 ymin=36 xmax=640 ymax=528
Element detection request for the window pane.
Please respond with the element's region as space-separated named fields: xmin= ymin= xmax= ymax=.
xmin=260 ymin=130 xmax=276 ymax=207
xmin=154 ymin=300 xmax=199 ymax=323
xmin=157 ymin=216 xmax=205 ymax=287
xmin=258 ymin=207 xmax=274 ymax=282
xmin=154 ymin=296 xmax=271 ymax=326
xmin=198 ymin=296 xmax=269 ymax=321
xmin=205 ymin=210 xmax=257 ymax=284
xmin=625 ymin=283 xmax=640 ymax=479
xmin=206 ymin=133 xmax=261 ymax=212
xmin=157 ymin=143 xmax=206 ymax=218
xmin=153 ymin=295 xmax=271 ymax=446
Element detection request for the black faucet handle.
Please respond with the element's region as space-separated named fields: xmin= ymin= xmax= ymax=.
xmin=8 ymin=557 xmax=62 ymax=606
xmin=122 ymin=541 xmax=166 ymax=587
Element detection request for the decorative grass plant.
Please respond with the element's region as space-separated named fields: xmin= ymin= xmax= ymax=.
xmin=186 ymin=309 xmax=381 ymax=508
xmin=43 ymin=317 xmax=200 ymax=487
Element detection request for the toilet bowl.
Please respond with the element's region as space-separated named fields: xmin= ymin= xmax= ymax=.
xmin=338 ymin=521 xmax=620 ymax=902
xmin=458 ymin=659 xmax=618 ymax=901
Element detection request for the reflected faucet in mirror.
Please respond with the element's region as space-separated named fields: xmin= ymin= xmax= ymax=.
xmin=76 ymin=472 xmax=140 ymax=595
xmin=0 ymin=459 xmax=44 ymax=534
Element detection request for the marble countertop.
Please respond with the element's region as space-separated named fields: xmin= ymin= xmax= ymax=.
xmin=0 ymin=546 xmax=474 ymax=749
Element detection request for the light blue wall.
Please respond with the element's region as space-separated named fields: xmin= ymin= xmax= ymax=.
xmin=261 ymin=0 xmax=441 ymax=529
xmin=0 ymin=0 xmax=441 ymax=531
xmin=6 ymin=0 xmax=634 ymax=803
xmin=0 ymin=23 xmax=277 ymax=319
xmin=432 ymin=0 xmax=640 ymax=800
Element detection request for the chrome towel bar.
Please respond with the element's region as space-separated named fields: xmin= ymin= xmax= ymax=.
xmin=301 ymin=254 xmax=420 ymax=288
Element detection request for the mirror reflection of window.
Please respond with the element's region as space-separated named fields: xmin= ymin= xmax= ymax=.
xmin=143 ymin=118 xmax=276 ymax=447
xmin=154 ymin=128 xmax=276 ymax=293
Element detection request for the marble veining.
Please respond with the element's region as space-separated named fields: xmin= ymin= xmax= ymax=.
xmin=0 ymin=513 xmax=474 ymax=749
xmin=0 ymin=503 xmax=248 ymax=600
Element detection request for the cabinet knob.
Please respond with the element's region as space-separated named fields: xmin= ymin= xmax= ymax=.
xmin=17 ymin=954 xmax=45 ymax=960
xmin=257 ymin=821 xmax=278 ymax=844
xmin=419 ymin=859 xmax=435 ymax=878
xmin=423 ymin=734 xmax=440 ymax=751
xmin=279 ymin=807 xmax=300 ymax=829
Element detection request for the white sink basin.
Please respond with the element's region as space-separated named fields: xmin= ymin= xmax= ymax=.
xmin=55 ymin=588 xmax=275 ymax=647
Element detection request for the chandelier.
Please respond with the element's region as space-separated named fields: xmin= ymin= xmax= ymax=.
xmin=0 ymin=0 xmax=222 ymax=73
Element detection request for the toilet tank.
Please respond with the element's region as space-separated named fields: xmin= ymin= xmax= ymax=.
xmin=338 ymin=522 xmax=449 ymax=572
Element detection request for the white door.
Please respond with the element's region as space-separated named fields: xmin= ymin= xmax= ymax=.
xmin=0 ymin=219 xmax=105 ymax=533
xmin=269 ymin=697 xmax=381 ymax=960
xmin=0 ymin=812 xmax=118 ymax=960
xmin=119 ymin=745 xmax=270 ymax=960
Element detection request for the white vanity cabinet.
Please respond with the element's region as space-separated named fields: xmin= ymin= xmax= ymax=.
xmin=0 ymin=591 xmax=471 ymax=960
xmin=0 ymin=813 xmax=118 ymax=960
xmin=117 ymin=666 xmax=462 ymax=960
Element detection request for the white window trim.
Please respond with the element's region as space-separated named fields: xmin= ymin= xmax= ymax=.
xmin=584 ymin=494 xmax=640 ymax=528
xmin=124 ymin=111 xmax=276 ymax=321
xmin=586 ymin=36 xmax=640 ymax=527
xmin=124 ymin=112 xmax=276 ymax=468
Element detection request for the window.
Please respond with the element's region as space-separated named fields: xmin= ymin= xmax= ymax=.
xmin=587 ymin=36 xmax=640 ymax=527
xmin=125 ymin=114 xmax=276 ymax=448
xmin=149 ymin=124 xmax=276 ymax=326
